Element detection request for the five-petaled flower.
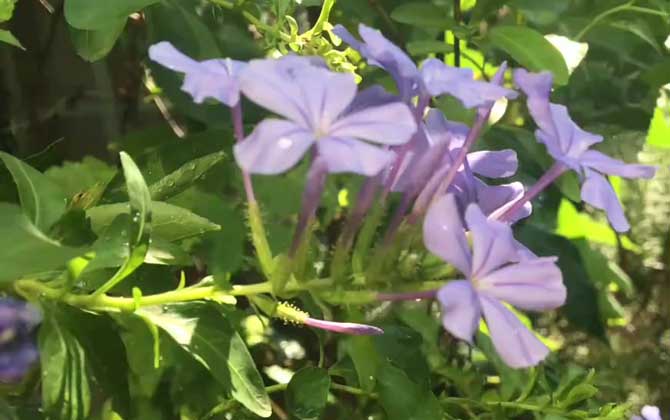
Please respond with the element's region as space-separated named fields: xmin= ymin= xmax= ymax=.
xmin=0 ymin=298 xmax=41 ymax=383
xmin=423 ymin=194 xmax=566 ymax=368
xmin=233 ymin=56 xmax=417 ymax=176
xmin=514 ymin=69 xmax=656 ymax=232
xmin=148 ymin=41 xmax=246 ymax=107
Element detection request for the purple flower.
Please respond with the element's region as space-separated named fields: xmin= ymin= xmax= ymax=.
xmin=451 ymin=172 xmax=532 ymax=223
xmin=516 ymin=70 xmax=656 ymax=231
xmin=0 ymin=298 xmax=40 ymax=383
xmin=333 ymin=24 xmax=422 ymax=102
xmin=423 ymin=195 xmax=565 ymax=368
xmin=234 ymin=56 xmax=416 ymax=176
xmin=421 ymin=59 xmax=518 ymax=108
xmin=148 ymin=41 xmax=246 ymax=107
xmin=632 ymin=406 xmax=663 ymax=420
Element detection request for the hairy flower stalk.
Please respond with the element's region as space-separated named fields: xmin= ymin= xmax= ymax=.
xmin=231 ymin=102 xmax=257 ymax=204
xmin=376 ymin=289 xmax=438 ymax=301
xmin=492 ymin=162 xmax=567 ymax=222
xmin=291 ymin=157 xmax=329 ymax=257
xmin=411 ymin=64 xmax=509 ymax=220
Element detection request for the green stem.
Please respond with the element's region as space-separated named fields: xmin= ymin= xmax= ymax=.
xmin=307 ymin=0 xmax=336 ymax=35
xmin=575 ymin=0 xmax=644 ymax=41
xmin=248 ymin=202 xmax=275 ymax=280
xmin=265 ymin=382 xmax=376 ymax=398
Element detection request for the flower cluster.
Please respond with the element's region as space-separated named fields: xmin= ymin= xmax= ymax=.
xmin=149 ymin=23 xmax=656 ymax=368
xmin=0 ymin=298 xmax=40 ymax=383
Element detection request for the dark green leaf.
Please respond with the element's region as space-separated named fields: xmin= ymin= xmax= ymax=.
xmin=406 ymin=40 xmax=454 ymax=56
xmin=68 ymin=20 xmax=126 ymax=62
xmin=39 ymin=307 xmax=91 ymax=420
xmin=510 ymin=0 xmax=570 ymax=25
xmin=488 ymin=26 xmax=569 ymax=85
xmin=148 ymin=151 xmax=226 ymax=201
xmin=609 ymin=19 xmax=662 ymax=53
xmin=286 ymin=367 xmax=330 ymax=420
xmin=87 ymin=201 xmax=220 ymax=242
xmin=390 ymin=3 xmax=456 ymax=28
xmin=65 ymin=0 xmax=159 ymax=30
xmin=138 ymin=302 xmax=272 ymax=417
xmin=516 ymin=225 xmax=606 ymax=338
xmin=0 ymin=151 xmax=67 ymax=232
xmin=377 ymin=362 xmax=443 ymax=420
xmin=0 ymin=203 xmax=82 ymax=283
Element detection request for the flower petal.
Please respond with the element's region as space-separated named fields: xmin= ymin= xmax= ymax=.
xmin=513 ymin=69 xmax=555 ymax=135
xmin=334 ymin=24 xmax=421 ymax=101
xmin=330 ymin=101 xmax=417 ymax=145
xmin=579 ymin=150 xmax=656 ymax=179
xmin=641 ymin=406 xmax=662 ymax=420
xmin=537 ymin=104 xmax=603 ymax=164
xmin=476 ymin=180 xmax=532 ymax=223
xmin=465 ymin=204 xmax=519 ymax=278
xmin=148 ymin=42 xmax=244 ymax=106
xmin=580 ymin=170 xmax=630 ymax=232
xmin=436 ymin=280 xmax=481 ymax=343
xmin=479 ymin=296 xmax=550 ymax=368
xmin=423 ymin=194 xmax=472 ymax=276
xmin=240 ymin=57 xmax=355 ymax=129
xmin=467 ymin=150 xmax=518 ymax=178
xmin=317 ymin=137 xmax=394 ymax=176
xmin=478 ymin=257 xmax=566 ymax=311
xmin=233 ymin=119 xmax=314 ymax=175
xmin=425 ymin=108 xmax=469 ymax=148
xmin=421 ymin=58 xmax=518 ymax=108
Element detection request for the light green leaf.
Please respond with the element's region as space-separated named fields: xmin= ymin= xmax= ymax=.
xmin=646 ymin=107 xmax=670 ymax=149
xmin=64 ymin=0 xmax=159 ymax=30
xmin=0 ymin=151 xmax=67 ymax=232
xmin=0 ymin=0 xmax=17 ymax=22
xmin=94 ymin=153 xmax=152 ymax=293
xmin=0 ymin=29 xmax=23 ymax=49
xmin=286 ymin=367 xmax=330 ymax=420
xmin=39 ymin=307 xmax=91 ymax=420
xmin=87 ymin=201 xmax=220 ymax=242
xmin=149 ymin=151 xmax=226 ymax=201
xmin=0 ymin=203 xmax=82 ymax=283
xmin=138 ymin=303 xmax=272 ymax=417
xmin=488 ymin=25 xmax=569 ymax=85
xmin=68 ymin=20 xmax=126 ymax=62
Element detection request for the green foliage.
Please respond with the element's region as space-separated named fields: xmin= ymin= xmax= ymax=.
xmin=286 ymin=367 xmax=330 ymax=420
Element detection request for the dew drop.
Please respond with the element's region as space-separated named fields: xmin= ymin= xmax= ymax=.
xmin=277 ymin=137 xmax=293 ymax=149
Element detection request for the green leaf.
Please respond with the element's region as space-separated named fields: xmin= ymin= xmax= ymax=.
xmin=94 ymin=153 xmax=152 ymax=293
xmin=115 ymin=315 xmax=164 ymax=398
xmin=0 ymin=203 xmax=82 ymax=282
xmin=377 ymin=362 xmax=443 ymax=420
xmin=87 ymin=201 xmax=220 ymax=242
xmin=609 ymin=19 xmax=661 ymax=53
xmin=406 ymin=40 xmax=454 ymax=56
xmin=286 ymin=367 xmax=330 ymax=420
xmin=646 ymin=107 xmax=670 ymax=149
xmin=39 ymin=306 xmax=91 ymax=420
xmin=68 ymin=20 xmax=126 ymax=62
xmin=64 ymin=0 xmax=159 ymax=30
xmin=344 ymin=336 xmax=380 ymax=391
xmin=559 ymin=383 xmax=598 ymax=408
xmin=45 ymin=157 xmax=116 ymax=201
xmin=391 ymin=2 xmax=456 ymax=28
xmin=148 ymin=151 xmax=226 ymax=201
xmin=0 ymin=29 xmax=23 ymax=49
xmin=138 ymin=302 xmax=272 ymax=417
xmin=510 ymin=0 xmax=570 ymax=25
xmin=488 ymin=25 xmax=569 ymax=85
xmin=0 ymin=151 xmax=67 ymax=232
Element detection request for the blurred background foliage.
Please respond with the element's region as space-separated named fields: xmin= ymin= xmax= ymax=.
xmin=1 ymin=0 xmax=670 ymax=418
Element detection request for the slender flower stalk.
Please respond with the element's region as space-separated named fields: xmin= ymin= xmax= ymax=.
xmin=492 ymin=162 xmax=567 ymax=222
xmin=376 ymin=289 xmax=438 ymax=301
xmin=290 ymin=157 xmax=329 ymax=257
xmin=231 ymin=102 xmax=257 ymax=204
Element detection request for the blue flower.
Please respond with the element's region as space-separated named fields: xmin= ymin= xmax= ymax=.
xmin=0 ymin=298 xmax=40 ymax=383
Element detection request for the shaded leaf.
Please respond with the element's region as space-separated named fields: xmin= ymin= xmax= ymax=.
xmin=65 ymin=0 xmax=159 ymax=30
xmin=390 ymin=2 xmax=456 ymax=28
xmin=68 ymin=20 xmax=126 ymax=62
xmin=286 ymin=367 xmax=330 ymax=420
xmin=377 ymin=362 xmax=443 ymax=420
xmin=148 ymin=151 xmax=226 ymax=201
